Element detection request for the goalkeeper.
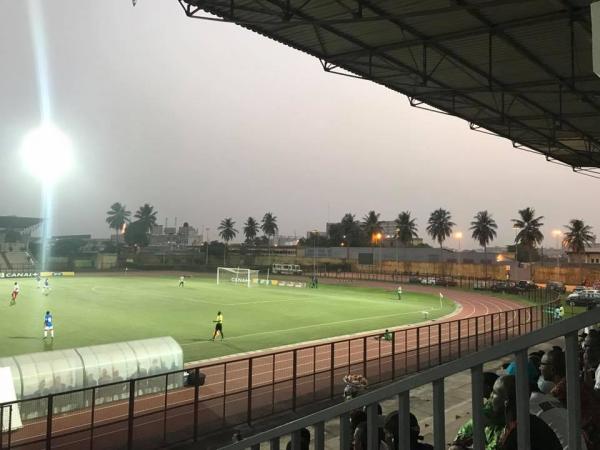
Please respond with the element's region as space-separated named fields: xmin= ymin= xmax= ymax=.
xmin=211 ymin=311 xmax=224 ymax=341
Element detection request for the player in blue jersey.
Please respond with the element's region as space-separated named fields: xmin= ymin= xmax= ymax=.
xmin=43 ymin=311 xmax=54 ymax=339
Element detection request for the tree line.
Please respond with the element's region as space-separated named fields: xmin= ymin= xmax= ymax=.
xmin=106 ymin=203 xmax=595 ymax=263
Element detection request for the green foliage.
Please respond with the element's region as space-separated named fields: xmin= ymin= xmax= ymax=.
xmin=470 ymin=210 xmax=498 ymax=252
xmin=395 ymin=211 xmax=419 ymax=246
xmin=512 ymin=207 xmax=544 ymax=262
xmin=362 ymin=211 xmax=382 ymax=245
xmin=105 ymin=202 xmax=131 ymax=243
xmin=427 ymin=208 xmax=455 ymax=249
xmin=134 ymin=204 xmax=158 ymax=234
xmin=243 ymin=217 xmax=258 ymax=243
xmin=261 ymin=212 xmax=278 ymax=238
xmin=563 ymin=219 xmax=595 ymax=256
xmin=124 ymin=220 xmax=150 ymax=247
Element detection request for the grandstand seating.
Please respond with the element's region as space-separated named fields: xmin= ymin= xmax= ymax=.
xmin=0 ymin=252 xmax=10 ymax=270
xmin=3 ymin=251 xmax=35 ymax=270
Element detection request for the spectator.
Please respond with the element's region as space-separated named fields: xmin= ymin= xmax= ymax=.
xmin=285 ymin=428 xmax=310 ymax=450
xmin=449 ymin=375 xmax=512 ymax=449
xmin=498 ymin=374 xmax=562 ymax=450
xmin=538 ymin=347 xmax=565 ymax=394
xmin=383 ymin=411 xmax=433 ymax=450
xmin=483 ymin=372 xmax=499 ymax=400
xmin=350 ymin=410 xmax=366 ymax=442
xmin=552 ymin=333 xmax=600 ymax=450
xmin=352 ymin=421 xmax=385 ymax=450
xmin=505 ymin=356 xmax=540 ymax=392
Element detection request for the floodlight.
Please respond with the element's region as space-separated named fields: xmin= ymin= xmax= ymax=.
xmin=20 ymin=123 xmax=73 ymax=184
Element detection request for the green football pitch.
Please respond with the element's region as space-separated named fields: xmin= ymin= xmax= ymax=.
xmin=0 ymin=275 xmax=456 ymax=362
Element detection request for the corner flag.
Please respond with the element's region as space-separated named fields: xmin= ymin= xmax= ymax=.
xmin=439 ymin=292 xmax=444 ymax=308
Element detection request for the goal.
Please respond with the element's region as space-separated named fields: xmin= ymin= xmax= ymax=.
xmin=216 ymin=267 xmax=259 ymax=288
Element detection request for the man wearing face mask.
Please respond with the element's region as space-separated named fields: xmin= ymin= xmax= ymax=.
xmin=530 ymin=347 xmax=587 ymax=449
xmin=552 ymin=333 xmax=600 ymax=449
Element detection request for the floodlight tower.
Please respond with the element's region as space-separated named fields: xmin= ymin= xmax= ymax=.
xmin=20 ymin=123 xmax=73 ymax=272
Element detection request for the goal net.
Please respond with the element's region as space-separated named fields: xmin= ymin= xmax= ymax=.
xmin=216 ymin=267 xmax=259 ymax=287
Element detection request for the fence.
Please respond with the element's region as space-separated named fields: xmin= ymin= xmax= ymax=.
xmin=222 ymin=305 xmax=600 ymax=450
xmin=0 ymin=301 xmax=556 ymax=450
xmin=318 ymin=270 xmax=560 ymax=303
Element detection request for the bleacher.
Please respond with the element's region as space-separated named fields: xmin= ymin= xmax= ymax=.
xmin=0 ymin=252 xmax=10 ymax=270
xmin=5 ymin=251 xmax=35 ymax=270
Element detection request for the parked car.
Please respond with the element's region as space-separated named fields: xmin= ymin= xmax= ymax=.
xmin=546 ymin=281 xmax=566 ymax=293
xmin=435 ymin=277 xmax=458 ymax=287
xmin=473 ymin=280 xmax=492 ymax=290
xmin=516 ymin=280 xmax=538 ymax=291
xmin=567 ymin=289 xmax=600 ymax=307
xmin=420 ymin=277 xmax=436 ymax=285
xmin=491 ymin=281 xmax=523 ymax=294
xmin=573 ymin=285 xmax=586 ymax=293
xmin=408 ymin=276 xmax=422 ymax=284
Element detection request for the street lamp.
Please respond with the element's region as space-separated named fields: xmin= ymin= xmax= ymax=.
xmin=313 ymin=230 xmax=318 ymax=276
xmin=552 ymin=229 xmax=562 ymax=269
xmin=20 ymin=123 xmax=74 ymax=271
xmin=513 ymin=225 xmax=519 ymax=263
xmin=205 ymin=227 xmax=210 ymax=265
xmin=454 ymin=231 xmax=463 ymax=264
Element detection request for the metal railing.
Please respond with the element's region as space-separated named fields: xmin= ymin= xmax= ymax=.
xmin=0 ymin=301 xmax=556 ymax=450
xmin=222 ymin=308 xmax=599 ymax=450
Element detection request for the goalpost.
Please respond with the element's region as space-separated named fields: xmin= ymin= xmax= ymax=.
xmin=216 ymin=267 xmax=260 ymax=288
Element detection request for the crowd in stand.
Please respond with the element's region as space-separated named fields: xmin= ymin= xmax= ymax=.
xmin=277 ymin=329 xmax=600 ymax=450
xmin=449 ymin=330 xmax=600 ymax=450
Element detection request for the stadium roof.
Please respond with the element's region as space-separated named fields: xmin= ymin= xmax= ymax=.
xmin=0 ymin=216 xmax=42 ymax=230
xmin=178 ymin=0 xmax=600 ymax=176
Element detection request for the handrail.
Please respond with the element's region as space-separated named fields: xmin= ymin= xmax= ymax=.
xmin=222 ymin=307 xmax=600 ymax=449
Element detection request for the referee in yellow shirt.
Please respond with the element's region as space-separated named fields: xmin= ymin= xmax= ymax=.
xmin=211 ymin=311 xmax=224 ymax=341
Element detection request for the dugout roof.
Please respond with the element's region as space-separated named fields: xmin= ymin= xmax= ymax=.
xmin=178 ymin=0 xmax=600 ymax=176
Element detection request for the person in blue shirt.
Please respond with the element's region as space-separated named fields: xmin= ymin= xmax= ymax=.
xmin=44 ymin=311 xmax=54 ymax=339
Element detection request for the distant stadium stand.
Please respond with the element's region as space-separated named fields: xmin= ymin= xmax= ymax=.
xmin=0 ymin=216 xmax=41 ymax=271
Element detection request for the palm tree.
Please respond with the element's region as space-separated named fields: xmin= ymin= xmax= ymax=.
xmin=340 ymin=213 xmax=361 ymax=246
xmin=469 ymin=210 xmax=498 ymax=255
xmin=134 ymin=203 xmax=158 ymax=234
xmin=426 ymin=208 xmax=455 ymax=258
xmin=395 ymin=211 xmax=418 ymax=246
xmin=218 ymin=218 xmax=238 ymax=265
xmin=362 ymin=211 xmax=382 ymax=245
xmin=105 ymin=202 xmax=131 ymax=243
xmin=563 ymin=219 xmax=595 ymax=266
xmin=511 ymin=207 xmax=544 ymax=262
xmin=243 ymin=217 xmax=259 ymax=243
xmin=261 ymin=212 xmax=278 ymax=264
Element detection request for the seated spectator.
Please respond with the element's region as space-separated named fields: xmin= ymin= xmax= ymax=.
xmin=538 ymin=347 xmax=565 ymax=394
xmin=383 ymin=411 xmax=433 ymax=450
xmin=285 ymin=428 xmax=310 ymax=450
xmin=449 ymin=375 xmax=511 ymax=449
xmin=375 ymin=329 xmax=393 ymax=341
xmin=498 ymin=375 xmax=562 ymax=450
xmin=352 ymin=421 xmax=385 ymax=450
xmin=530 ymin=389 xmax=587 ymax=450
xmin=483 ymin=372 xmax=499 ymax=400
xmin=552 ymin=332 xmax=600 ymax=449
xmin=505 ymin=356 xmax=540 ymax=392
xmin=350 ymin=410 xmax=366 ymax=442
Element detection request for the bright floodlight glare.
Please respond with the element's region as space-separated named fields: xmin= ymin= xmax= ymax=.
xmin=20 ymin=124 xmax=73 ymax=184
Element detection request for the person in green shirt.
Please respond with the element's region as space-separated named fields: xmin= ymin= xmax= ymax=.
xmin=449 ymin=375 xmax=515 ymax=450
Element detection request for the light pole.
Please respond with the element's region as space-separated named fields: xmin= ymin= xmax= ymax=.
xmin=552 ymin=229 xmax=562 ymax=269
xmin=395 ymin=227 xmax=400 ymax=265
xmin=376 ymin=232 xmax=383 ymax=272
xmin=205 ymin=227 xmax=210 ymax=266
xmin=313 ymin=230 xmax=318 ymax=276
xmin=513 ymin=225 xmax=519 ymax=263
xmin=454 ymin=231 xmax=463 ymax=264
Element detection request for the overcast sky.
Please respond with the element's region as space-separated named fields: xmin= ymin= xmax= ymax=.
xmin=0 ymin=0 xmax=598 ymax=250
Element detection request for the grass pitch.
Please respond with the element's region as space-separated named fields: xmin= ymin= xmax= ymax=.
xmin=0 ymin=275 xmax=456 ymax=362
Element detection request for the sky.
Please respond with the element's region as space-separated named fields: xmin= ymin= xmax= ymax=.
xmin=0 ymin=0 xmax=598 ymax=250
